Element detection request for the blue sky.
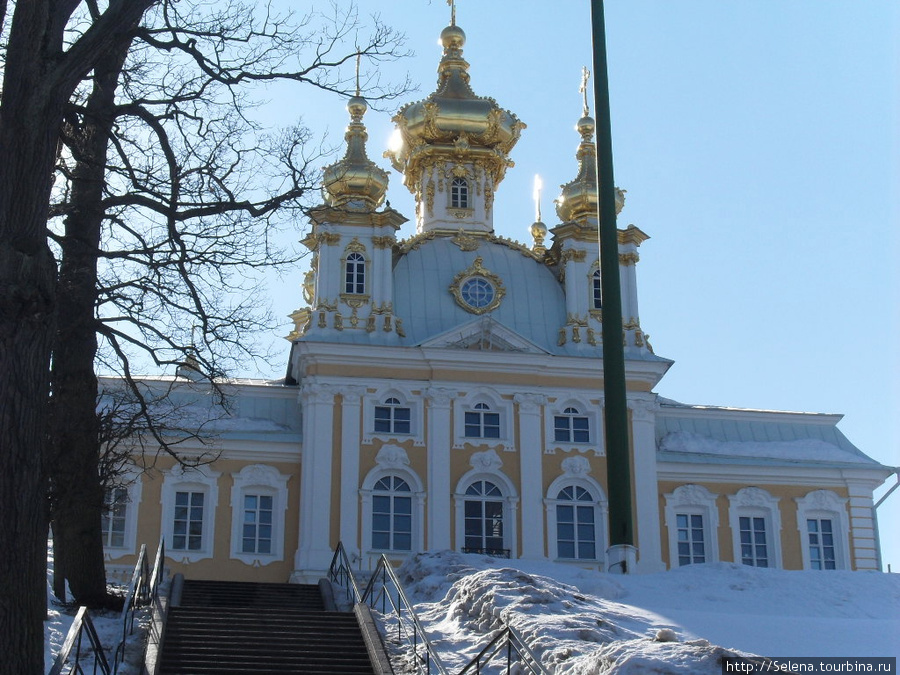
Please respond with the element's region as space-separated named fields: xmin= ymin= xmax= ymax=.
xmin=256 ymin=1 xmax=899 ymax=570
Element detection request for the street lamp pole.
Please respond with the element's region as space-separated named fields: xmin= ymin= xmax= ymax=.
xmin=590 ymin=0 xmax=636 ymax=572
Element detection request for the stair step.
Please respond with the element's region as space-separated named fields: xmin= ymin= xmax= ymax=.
xmin=159 ymin=579 xmax=376 ymax=675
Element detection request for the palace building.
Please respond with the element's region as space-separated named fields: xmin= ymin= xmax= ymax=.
xmin=102 ymin=17 xmax=890 ymax=583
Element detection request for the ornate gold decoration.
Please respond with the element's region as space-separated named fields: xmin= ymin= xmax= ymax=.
xmin=334 ymin=313 xmax=344 ymax=331
xmin=302 ymin=270 xmax=315 ymax=305
xmin=345 ymin=238 xmax=366 ymax=253
xmin=560 ymin=249 xmax=587 ymax=263
xmin=366 ymin=315 xmax=376 ymax=333
xmin=449 ymin=208 xmax=471 ymax=219
xmin=558 ymin=328 xmax=566 ymax=346
xmin=317 ymin=311 xmax=327 ymax=328
xmin=383 ymin=21 xmax=526 ymax=196
xmin=572 ymin=325 xmax=581 ymax=343
xmin=451 ymin=229 xmax=480 ymax=251
xmin=321 ymin=232 xmax=341 ymax=246
xmin=395 ymin=318 xmax=406 ymax=338
xmin=644 ymin=333 xmax=655 ymax=354
xmin=448 ymin=256 xmax=506 ymax=315
xmin=348 ymin=307 xmax=360 ymax=328
xmin=589 ymin=308 xmax=602 ymax=321
xmin=340 ymin=293 xmax=370 ymax=308
xmin=587 ymin=328 xmax=597 ymax=345
xmin=425 ymin=181 xmax=435 ymax=216
xmin=284 ymin=308 xmax=311 ymax=341
xmin=317 ymin=299 xmax=337 ymax=312
xmin=618 ymin=224 xmax=650 ymax=246
xmin=619 ymin=252 xmax=640 ymax=266
xmin=383 ymin=315 xmax=392 ymax=332
xmin=371 ymin=235 xmax=396 ymax=249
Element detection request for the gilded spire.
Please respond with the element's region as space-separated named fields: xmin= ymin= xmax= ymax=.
xmin=531 ymin=174 xmax=547 ymax=255
xmin=556 ymin=68 xmax=624 ymax=223
xmin=322 ymin=91 xmax=389 ymax=211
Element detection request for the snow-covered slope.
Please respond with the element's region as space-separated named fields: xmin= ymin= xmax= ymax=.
xmin=395 ymin=551 xmax=900 ymax=674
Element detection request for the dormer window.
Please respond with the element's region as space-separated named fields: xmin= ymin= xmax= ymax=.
xmin=591 ymin=269 xmax=602 ymax=310
xmin=450 ymin=178 xmax=469 ymax=209
xmin=345 ymin=252 xmax=366 ymax=294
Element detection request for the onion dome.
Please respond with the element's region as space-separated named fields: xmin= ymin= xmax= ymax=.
xmin=385 ymin=23 xmax=526 ymax=190
xmin=556 ymin=115 xmax=624 ymax=223
xmin=322 ymin=96 xmax=389 ymax=210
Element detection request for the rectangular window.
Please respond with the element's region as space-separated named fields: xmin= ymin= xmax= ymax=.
xmin=807 ymin=518 xmax=836 ymax=570
xmin=739 ymin=516 xmax=768 ymax=567
xmin=465 ymin=411 xmax=500 ymax=438
xmin=553 ymin=415 xmax=589 ymax=443
xmin=241 ymin=494 xmax=273 ymax=555
xmin=101 ymin=487 xmax=128 ymax=548
xmin=374 ymin=405 xmax=411 ymax=434
xmin=173 ymin=491 xmax=204 ymax=551
xmin=676 ymin=513 xmax=705 ymax=566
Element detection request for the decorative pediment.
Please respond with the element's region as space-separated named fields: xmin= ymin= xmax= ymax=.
xmin=420 ymin=316 xmax=548 ymax=354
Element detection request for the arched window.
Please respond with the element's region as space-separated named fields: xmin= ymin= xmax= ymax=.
xmin=555 ymin=485 xmax=596 ymax=560
xmin=371 ymin=475 xmax=412 ymax=551
xmin=727 ymin=487 xmax=782 ymax=569
xmin=345 ymin=252 xmax=365 ymax=294
xmin=374 ymin=397 xmax=411 ymax=434
xmin=229 ymin=464 xmax=290 ymax=566
xmin=465 ymin=402 xmax=500 ymax=439
xmin=554 ymin=407 xmax=590 ymax=443
xmin=463 ymin=480 xmax=505 ymax=555
xmin=450 ymin=177 xmax=469 ymax=209
xmin=795 ymin=490 xmax=850 ymax=571
xmin=663 ymin=484 xmax=719 ymax=568
xmin=591 ymin=269 xmax=602 ymax=310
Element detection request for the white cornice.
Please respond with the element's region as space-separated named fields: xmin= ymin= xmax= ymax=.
xmin=657 ymin=460 xmax=891 ymax=487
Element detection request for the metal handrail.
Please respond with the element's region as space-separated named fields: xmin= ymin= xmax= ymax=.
xmin=47 ymin=606 xmax=112 ymax=675
xmin=113 ymin=538 xmax=165 ymax=674
xmin=457 ymin=624 xmax=551 ymax=675
xmin=328 ymin=543 xmax=552 ymax=675
xmin=360 ymin=554 xmax=450 ymax=675
xmin=327 ymin=541 xmax=363 ymax=608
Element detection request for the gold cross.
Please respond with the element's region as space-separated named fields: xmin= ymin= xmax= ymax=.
xmin=447 ymin=0 xmax=456 ymax=26
xmin=355 ymin=52 xmax=361 ymax=97
xmin=579 ymin=66 xmax=591 ymax=117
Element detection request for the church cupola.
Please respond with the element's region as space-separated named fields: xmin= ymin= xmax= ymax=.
xmin=322 ymin=96 xmax=389 ymax=211
xmin=385 ymin=15 xmax=525 ymax=234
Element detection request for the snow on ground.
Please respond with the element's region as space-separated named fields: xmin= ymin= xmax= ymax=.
xmin=394 ymin=551 xmax=900 ymax=674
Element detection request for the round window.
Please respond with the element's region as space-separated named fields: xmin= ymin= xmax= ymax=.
xmin=460 ymin=277 xmax=495 ymax=309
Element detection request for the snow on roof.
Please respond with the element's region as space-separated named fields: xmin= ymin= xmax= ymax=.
xmin=655 ymin=400 xmax=882 ymax=468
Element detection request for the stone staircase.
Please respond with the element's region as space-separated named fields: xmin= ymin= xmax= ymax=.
xmin=158 ymin=579 xmax=379 ymax=674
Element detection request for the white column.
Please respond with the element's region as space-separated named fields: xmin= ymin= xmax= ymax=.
xmin=845 ymin=480 xmax=880 ymax=571
xmin=424 ymin=388 xmax=454 ymax=550
xmin=514 ymin=393 xmax=547 ymax=559
xmin=628 ymin=396 xmax=664 ymax=572
xmin=338 ymin=386 xmax=366 ymax=559
xmin=294 ymin=382 xmax=337 ymax=577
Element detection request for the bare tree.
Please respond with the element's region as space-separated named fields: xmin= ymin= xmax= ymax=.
xmin=46 ymin=0 xmax=408 ymax=607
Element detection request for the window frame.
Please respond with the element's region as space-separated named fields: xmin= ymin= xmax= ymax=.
xmin=453 ymin=453 xmax=518 ymax=558
xmin=450 ymin=177 xmax=470 ymax=209
xmin=229 ymin=464 xmax=290 ymax=566
xmin=664 ymin=484 xmax=719 ymax=569
xmin=374 ymin=397 xmax=412 ymax=435
xmin=161 ymin=466 xmax=221 ymax=563
xmin=727 ymin=486 xmax=782 ymax=569
xmin=100 ymin=474 xmax=143 ymax=559
xmin=363 ymin=388 xmax=424 ymax=446
xmin=452 ymin=391 xmax=512 ymax=452
xmin=370 ymin=475 xmax=414 ymax=553
xmin=360 ymin=458 xmax=425 ymax=559
xmin=794 ymin=489 xmax=850 ymax=571
xmin=344 ymin=251 xmax=366 ymax=295
xmin=544 ymin=396 xmax=603 ymax=455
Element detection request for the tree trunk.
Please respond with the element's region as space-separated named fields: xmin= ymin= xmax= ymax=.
xmin=49 ymin=40 xmax=132 ymax=609
xmin=0 ymin=1 xmax=155 ymax=670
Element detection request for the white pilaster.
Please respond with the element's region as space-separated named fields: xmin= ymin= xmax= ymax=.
xmin=515 ymin=393 xmax=547 ymax=559
xmin=338 ymin=386 xmax=366 ymax=558
xmin=425 ymin=388 xmax=454 ymax=550
xmin=628 ymin=396 xmax=665 ymax=572
xmin=294 ymin=382 xmax=337 ymax=577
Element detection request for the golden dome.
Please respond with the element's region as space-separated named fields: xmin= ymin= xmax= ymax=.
xmin=556 ymin=115 xmax=624 ymax=223
xmin=322 ymin=96 xmax=389 ymax=210
xmin=386 ymin=23 xmax=525 ymax=190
